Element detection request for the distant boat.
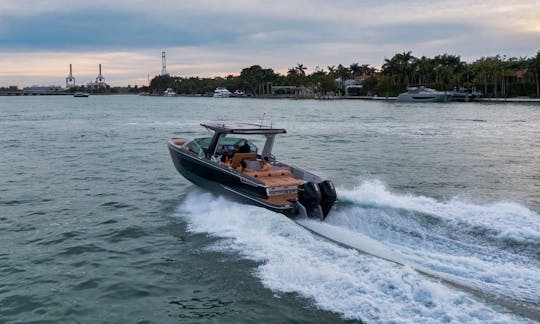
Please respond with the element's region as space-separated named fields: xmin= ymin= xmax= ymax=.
xmin=164 ymin=88 xmax=176 ymax=97
xmin=449 ymin=88 xmax=483 ymax=102
xmin=397 ymin=86 xmax=450 ymax=102
xmin=73 ymin=92 xmax=89 ymax=97
xmin=233 ymin=90 xmax=246 ymax=97
xmin=213 ymin=87 xmax=232 ymax=98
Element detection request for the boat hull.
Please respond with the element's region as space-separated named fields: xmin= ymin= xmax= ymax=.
xmin=168 ymin=142 xmax=302 ymax=217
xmin=396 ymin=93 xmax=449 ymax=102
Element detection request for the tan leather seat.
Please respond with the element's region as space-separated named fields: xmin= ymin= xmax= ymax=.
xmin=231 ymin=152 xmax=257 ymax=169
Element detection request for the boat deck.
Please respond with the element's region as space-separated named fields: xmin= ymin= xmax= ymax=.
xmin=245 ymin=170 xmax=305 ymax=187
xmin=265 ymin=193 xmax=298 ymax=205
xmin=244 ymin=170 xmax=303 ymax=206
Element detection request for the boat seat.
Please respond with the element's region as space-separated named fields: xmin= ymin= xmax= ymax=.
xmin=172 ymin=139 xmax=186 ymax=146
xmin=231 ymin=152 xmax=257 ymax=169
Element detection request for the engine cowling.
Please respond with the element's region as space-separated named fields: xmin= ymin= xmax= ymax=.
xmin=298 ymin=182 xmax=323 ymax=219
xmin=319 ymin=180 xmax=337 ymax=217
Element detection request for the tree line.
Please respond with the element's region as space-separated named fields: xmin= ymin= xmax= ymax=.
xmin=148 ymin=50 xmax=539 ymax=98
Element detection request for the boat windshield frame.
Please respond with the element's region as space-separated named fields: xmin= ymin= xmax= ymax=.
xmin=201 ymin=123 xmax=286 ymax=158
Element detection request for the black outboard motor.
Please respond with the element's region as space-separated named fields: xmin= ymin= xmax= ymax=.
xmin=298 ymin=182 xmax=323 ymax=220
xmin=319 ymin=180 xmax=337 ymax=218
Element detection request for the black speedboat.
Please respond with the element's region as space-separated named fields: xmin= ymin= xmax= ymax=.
xmin=168 ymin=123 xmax=337 ymax=220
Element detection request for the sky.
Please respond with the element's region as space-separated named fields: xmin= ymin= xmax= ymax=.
xmin=0 ymin=0 xmax=539 ymax=87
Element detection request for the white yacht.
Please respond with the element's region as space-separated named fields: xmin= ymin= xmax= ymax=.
xmin=213 ymin=87 xmax=232 ymax=98
xmin=233 ymin=90 xmax=246 ymax=97
xmin=397 ymin=86 xmax=451 ymax=102
xmin=164 ymin=88 xmax=176 ymax=97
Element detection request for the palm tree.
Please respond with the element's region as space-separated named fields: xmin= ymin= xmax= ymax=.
xmin=336 ymin=64 xmax=350 ymax=80
xmin=327 ymin=65 xmax=337 ymax=78
xmin=381 ymin=57 xmax=399 ymax=85
xmin=395 ymin=51 xmax=415 ymax=86
xmin=240 ymin=65 xmax=277 ymax=96
xmin=532 ymin=51 xmax=540 ymax=98
xmin=415 ymin=56 xmax=432 ymax=84
xmin=349 ymin=63 xmax=362 ymax=77
xmin=360 ymin=64 xmax=373 ymax=76
xmin=295 ymin=64 xmax=307 ymax=77
xmin=287 ymin=66 xmax=301 ymax=86
xmin=287 ymin=67 xmax=297 ymax=76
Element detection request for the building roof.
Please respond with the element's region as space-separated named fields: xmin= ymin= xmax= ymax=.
xmin=515 ymin=68 xmax=528 ymax=78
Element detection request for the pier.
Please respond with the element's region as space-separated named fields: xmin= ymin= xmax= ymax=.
xmin=0 ymin=90 xmax=72 ymax=96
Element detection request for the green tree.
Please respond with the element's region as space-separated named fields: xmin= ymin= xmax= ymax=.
xmin=531 ymin=51 xmax=540 ymax=98
xmin=238 ymin=65 xmax=277 ymax=95
xmin=349 ymin=63 xmax=362 ymax=77
xmin=295 ymin=63 xmax=307 ymax=77
xmin=326 ymin=65 xmax=337 ymax=78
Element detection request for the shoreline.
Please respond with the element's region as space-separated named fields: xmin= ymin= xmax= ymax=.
xmin=2 ymin=91 xmax=540 ymax=103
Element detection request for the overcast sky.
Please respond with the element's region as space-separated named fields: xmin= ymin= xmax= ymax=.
xmin=1 ymin=0 xmax=539 ymax=87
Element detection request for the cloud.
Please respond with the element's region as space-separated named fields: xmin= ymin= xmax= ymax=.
xmin=0 ymin=0 xmax=538 ymax=87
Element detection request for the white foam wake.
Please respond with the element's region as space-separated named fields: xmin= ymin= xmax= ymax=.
xmin=329 ymin=180 xmax=540 ymax=307
xmin=338 ymin=180 xmax=540 ymax=244
xmin=177 ymin=191 xmax=528 ymax=322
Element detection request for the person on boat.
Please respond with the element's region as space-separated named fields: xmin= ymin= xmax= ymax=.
xmin=260 ymin=156 xmax=272 ymax=172
xmin=238 ymin=139 xmax=251 ymax=153
xmin=230 ymin=144 xmax=240 ymax=157
xmin=239 ymin=159 xmax=252 ymax=172
xmin=220 ymin=151 xmax=231 ymax=167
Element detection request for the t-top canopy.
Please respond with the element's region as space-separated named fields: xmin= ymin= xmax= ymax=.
xmin=201 ymin=122 xmax=286 ymax=135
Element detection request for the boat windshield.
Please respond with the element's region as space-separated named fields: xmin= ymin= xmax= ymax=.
xmin=216 ymin=137 xmax=257 ymax=154
xmin=193 ymin=137 xmax=212 ymax=150
xmin=193 ymin=137 xmax=258 ymax=155
xmin=185 ymin=140 xmax=204 ymax=157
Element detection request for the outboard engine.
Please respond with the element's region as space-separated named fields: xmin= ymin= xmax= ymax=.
xmin=298 ymin=182 xmax=323 ymax=220
xmin=319 ymin=180 xmax=337 ymax=218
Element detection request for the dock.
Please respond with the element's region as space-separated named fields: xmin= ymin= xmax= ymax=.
xmin=0 ymin=90 xmax=72 ymax=96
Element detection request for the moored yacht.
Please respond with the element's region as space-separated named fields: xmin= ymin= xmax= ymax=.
xmin=233 ymin=90 xmax=246 ymax=97
xmin=397 ymin=86 xmax=451 ymax=102
xmin=213 ymin=87 xmax=232 ymax=98
xmin=164 ymin=88 xmax=176 ymax=97
xmin=449 ymin=88 xmax=483 ymax=102
xmin=168 ymin=123 xmax=337 ymax=220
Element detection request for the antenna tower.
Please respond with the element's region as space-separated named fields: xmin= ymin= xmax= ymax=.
xmin=66 ymin=64 xmax=76 ymax=88
xmin=161 ymin=51 xmax=170 ymax=76
xmin=96 ymin=64 xmax=105 ymax=83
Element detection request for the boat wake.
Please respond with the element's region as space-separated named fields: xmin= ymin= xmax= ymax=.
xmin=175 ymin=183 xmax=539 ymax=322
xmin=329 ymin=180 xmax=540 ymax=304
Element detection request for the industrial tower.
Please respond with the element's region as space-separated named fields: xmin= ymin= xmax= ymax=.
xmin=66 ymin=64 xmax=76 ymax=88
xmin=96 ymin=64 xmax=105 ymax=83
xmin=161 ymin=51 xmax=170 ymax=76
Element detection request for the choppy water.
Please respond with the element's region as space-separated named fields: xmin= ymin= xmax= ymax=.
xmin=1 ymin=95 xmax=539 ymax=323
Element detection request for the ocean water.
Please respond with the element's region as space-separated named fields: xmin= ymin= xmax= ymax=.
xmin=1 ymin=95 xmax=539 ymax=323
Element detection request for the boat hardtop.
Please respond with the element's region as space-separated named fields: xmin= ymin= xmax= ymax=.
xmin=200 ymin=122 xmax=286 ymax=158
xmin=202 ymin=122 xmax=286 ymax=133
xmin=168 ymin=122 xmax=337 ymax=220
